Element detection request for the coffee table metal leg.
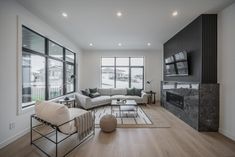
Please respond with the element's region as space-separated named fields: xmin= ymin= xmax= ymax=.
xmin=111 ymin=105 xmax=115 ymax=116
xmin=136 ymin=106 xmax=138 ymax=117
xmin=119 ymin=106 xmax=121 ymax=118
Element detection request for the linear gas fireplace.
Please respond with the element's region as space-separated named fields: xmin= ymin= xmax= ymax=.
xmin=166 ymin=92 xmax=184 ymax=109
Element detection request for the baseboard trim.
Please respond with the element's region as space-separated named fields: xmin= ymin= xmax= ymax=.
xmin=0 ymin=127 xmax=30 ymax=149
xmin=219 ymin=128 xmax=235 ymax=141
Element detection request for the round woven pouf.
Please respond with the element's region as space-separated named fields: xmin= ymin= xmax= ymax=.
xmin=100 ymin=114 xmax=117 ymax=133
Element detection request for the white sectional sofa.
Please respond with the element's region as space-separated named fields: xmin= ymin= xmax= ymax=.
xmin=75 ymin=88 xmax=148 ymax=109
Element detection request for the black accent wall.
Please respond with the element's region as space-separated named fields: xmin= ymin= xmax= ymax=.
xmin=162 ymin=14 xmax=219 ymax=132
xmin=163 ymin=14 xmax=217 ymax=83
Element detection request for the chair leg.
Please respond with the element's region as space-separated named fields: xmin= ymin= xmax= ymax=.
xmin=30 ymin=115 xmax=32 ymax=145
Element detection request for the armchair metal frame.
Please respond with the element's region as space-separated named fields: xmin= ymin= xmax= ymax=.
xmin=30 ymin=112 xmax=95 ymax=157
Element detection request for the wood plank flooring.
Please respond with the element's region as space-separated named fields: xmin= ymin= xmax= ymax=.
xmin=1 ymin=104 xmax=235 ymax=157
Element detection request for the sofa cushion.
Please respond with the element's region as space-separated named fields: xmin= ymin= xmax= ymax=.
xmin=111 ymin=88 xmax=127 ymax=96
xmin=125 ymin=95 xmax=141 ymax=99
xmin=91 ymin=96 xmax=111 ymax=105
xmin=111 ymin=95 xmax=127 ymax=100
xmin=125 ymin=96 xmax=143 ymax=103
xmin=98 ymin=88 xmax=111 ymax=96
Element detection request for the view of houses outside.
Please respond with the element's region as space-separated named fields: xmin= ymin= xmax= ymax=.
xmin=22 ymin=53 xmax=74 ymax=107
xmin=48 ymin=59 xmax=63 ymax=99
xmin=131 ymin=68 xmax=143 ymax=88
xmin=22 ymin=53 xmax=46 ymax=107
xmin=66 ymin=64 xmax=75 ymax=93
xmin=101 ymin=57 xmax=144 ymax=89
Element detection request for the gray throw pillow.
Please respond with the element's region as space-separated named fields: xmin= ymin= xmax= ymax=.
xmin=127 ymin=88 xmax=135 ymax=96
xmin=81 ymin=90 xmax=90 ymax=97
xmin=135 ymin=88 xmax=142 ymax=97
xmin=89 ymin=88 xmax=98 ymax=93
xmin=89 ymin=92 xmax=101 ymax=98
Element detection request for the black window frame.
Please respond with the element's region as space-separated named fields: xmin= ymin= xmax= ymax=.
xmin=65 ymin=49 xmax=76 ymax=95
xmin=22 ymin=25 xmax=76 ymax=108
xmin=101 ymin=57 xmax=144 ymax=89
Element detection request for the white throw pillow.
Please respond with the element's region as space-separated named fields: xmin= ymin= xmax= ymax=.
xmin=35 ymin=101 xmax=71 ymax=134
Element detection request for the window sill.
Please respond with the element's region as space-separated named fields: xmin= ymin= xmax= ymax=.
xmin=18 ymin=92 xmax=76 ymax=115
xmin=49 ymin=92 xmax=76 ymax=102
xmin=18 ymin=105 xmax=35 ymax=115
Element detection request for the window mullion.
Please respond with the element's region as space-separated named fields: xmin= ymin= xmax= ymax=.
xmin=63 ymin=48 xmax=66 ymax=95
xmin=114 ymin=57 xmax=116 ymax=88
xmin=142 ymin=67 xmax=144 ymax=90
xmin=74 ymin=53 xmax=76 ymax=92
xmin=45 ymin=39 xmax=49 ymax=100
xmin=129 ymin=57 xmax=131 ymax=88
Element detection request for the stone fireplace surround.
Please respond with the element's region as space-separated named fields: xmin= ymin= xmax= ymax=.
xmin=161 ymin=81 xmax=219 ymax=131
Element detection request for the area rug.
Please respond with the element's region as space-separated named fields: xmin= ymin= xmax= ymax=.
xmin=93 ymin=105 xmax=170 ymax=128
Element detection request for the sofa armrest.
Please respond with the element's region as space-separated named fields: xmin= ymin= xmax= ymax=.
xmin=75 ymin=93 xmax=91 ymax=109
xmin=141 ymin=91 xmax=148 ymax=104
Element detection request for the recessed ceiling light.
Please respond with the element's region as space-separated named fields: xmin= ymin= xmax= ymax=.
xmin=147 ymin=43 xmax=151 ymax=46
xmin=62 ymin=12 xmax=68 ymax=18
xmin=116 ymin=11 xmax=123 ymax=17
xmin=23 ymin=44 xmax=27 ymax=47
xmin=118 ymin=43 xmax=122 ymax=47
xmin=89 ymin=43 xmax=93 ymax=47
xmin=172 ymin=11 xmax=178 ymax=17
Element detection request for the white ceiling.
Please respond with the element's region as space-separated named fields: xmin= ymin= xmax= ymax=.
xmin=17 ymin=0 xmax=234 ymax=51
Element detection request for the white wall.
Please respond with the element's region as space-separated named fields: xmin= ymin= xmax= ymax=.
xmin=218 ymin=2 xmax=235 ymax=141
xmin=80 ymin=50 xmax=163 ymax=100
xmin=0 ymin=0 xmax=81 ymax=148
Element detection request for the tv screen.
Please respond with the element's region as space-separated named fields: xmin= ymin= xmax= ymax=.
xmin=174 ymin=51 xmax=187 ymax=61
xmin=165 ymin=56 xmax=174 ymax=64
xmin=176 ymin=61 xmax=188 ymax=75
xmin=165 ymin=64 xmax=176 ymax=76
xmin=164 ymin=51 xmax=189 ymax=76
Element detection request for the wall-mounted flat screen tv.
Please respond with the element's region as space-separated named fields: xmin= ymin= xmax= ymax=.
xmin=164 ymin=51 xmax=189 ymax=76
xmin=176 ymin=61 xmax=188 ymax=75
xmin=174 ymin=51 xmax=187 ymax=61
xmin=165 ymin=64 xmax=176 ymax=76
xmin=165 ymin=56 xmax=175 ymax=64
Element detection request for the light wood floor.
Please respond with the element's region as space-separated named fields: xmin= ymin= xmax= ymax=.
xmin=1 ymin=104 xmax=235 ymax=157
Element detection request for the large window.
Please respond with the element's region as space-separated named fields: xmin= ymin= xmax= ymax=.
xmin=22 ymin=26 xmax=76 ymax=108
xmin=101 ymin=57 xmax=144 ymax=89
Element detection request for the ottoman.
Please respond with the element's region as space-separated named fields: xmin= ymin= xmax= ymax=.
xmin=100 ymin=114 xmax=117 ymax=133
